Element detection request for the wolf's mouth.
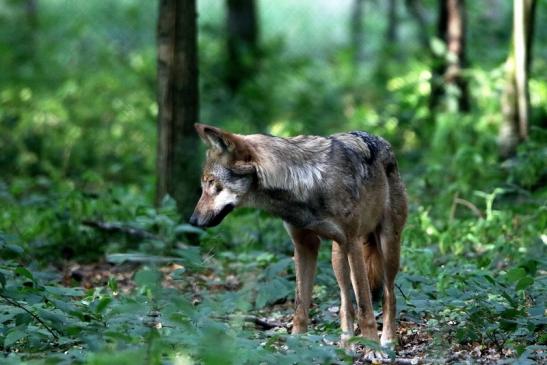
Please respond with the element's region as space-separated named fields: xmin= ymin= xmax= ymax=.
xmin=207 ymin=203 xmax=235 ymax=227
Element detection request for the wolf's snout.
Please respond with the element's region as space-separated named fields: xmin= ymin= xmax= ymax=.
xmin=188 ymin=204 xmax=235 ymax=228
xmin=189 ymin=212 xmax=202 ymax=227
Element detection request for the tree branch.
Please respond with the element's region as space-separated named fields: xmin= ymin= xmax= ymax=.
xmin=82 ymin=219 xmax=159 ymax=240
xmin=362 ymin=357 xmax=420 ymax=364
xmin=216 ymin=314 xmax=286 ymax=330
xmin=0 ymin=293 xmax=60 ymax=340
xmin=454 ymin=198 xmax=484 ymax=218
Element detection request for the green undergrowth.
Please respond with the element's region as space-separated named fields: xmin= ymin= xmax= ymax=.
xmin=1 ymin=0 xmax=547 ymax=363
xmin=1 ymin=136 xmax=546 ymax=363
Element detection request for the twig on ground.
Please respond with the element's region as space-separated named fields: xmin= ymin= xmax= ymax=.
xmin=82 ymin=219 xmax=159 ymax=240
xmin=395 ymin=283 xmax=409 ymax=302
xmin=454 ymin=198 xmax=484 ymax=218
xmin=449 ymin=192 xmax=459 ymax=221
xmin=450 ymin=193 xmax=484 ymax=219
xmin=361 ymin=357 xmax=420 ymax=365
xmin=0 ymin=293 xmax=61 ymax=340
xmin=217 ymin=314 xmax=286 ymax=330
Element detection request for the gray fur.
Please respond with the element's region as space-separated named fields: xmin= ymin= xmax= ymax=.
xmin=240 ymin=131 xmax=398 ymax=241
xmin=190 ymin=124 xmax=408 ymax=350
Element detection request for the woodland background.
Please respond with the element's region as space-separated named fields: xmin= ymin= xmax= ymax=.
xmin=0 ymin=0 xmax=546 ymax=364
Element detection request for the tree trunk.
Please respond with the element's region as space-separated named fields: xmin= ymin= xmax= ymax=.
xmin=156 ymin=0 xmax=201 ymax=219
xmin=499 ymin=0 xmax=537 ymax=157
xmin=430 ymin=0 xmax=470 ymax=112
xmin=405 ymin=0 xmax=429 ymax=49
xmin=26 ymin=0 xmax=38 ymax=29
xmin=18 ymin=0 xmax=38 ymax=64
xmin=226 ymin=0 xmax=259 ymax=92
xmin=374 ymin=0 xmax=399 ymax=82
xmin=350 ymin=0 xmax=365 ymax=65
xmin=386 ymin=0 xmax=398 ymax=44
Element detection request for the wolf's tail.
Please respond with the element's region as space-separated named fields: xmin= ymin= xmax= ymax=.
xmin=363 ymin=146 xmax=405 ymax=302
xmin=364 ymin=142 xmax=407 ymax=302
xmin=364 ymin=232 xmax=384 ymax=301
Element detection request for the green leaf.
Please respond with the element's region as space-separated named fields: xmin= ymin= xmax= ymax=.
xmin=37 ymin=308 xmax=68 ymax=326
xmin=175 ymin=246 xmax=203 ymax=270
xmin=160 ymin=194 xmax=177 ymax=210
xmin=44 ymin=286 xmax=85 ymax=296
xmin=500 ymin=291 xmax=518 ymax=307
xmin=4 ymin=329 xmax=27 ymax=347
xmin=107 ymin=253 xmax=184 ymax=264
xmin=521 ymin=260 xmax=538 ymax=275
xmin=529 ymin=303 xmax=544 ymax=317
xmin=264 ymin=257 xmax=292 ymax=278
xmin=108 ymin=277 xmax=118 ymax=292
xmin=501 ymin=308 xmax=519 ymax=319
xmin=6 ymin=244 xmax=24 ymax=255
xmin=506 ymin=267 xmax=526 ymax=283
xmin=500 ymin=319 xmax=517 ymax=332
xmin=481 ymin=274 xmax=496 ymax=285
xmin=15 ymin=267 xmax=33 ymax=281
xmin=87 ymin=348 xmax=147 ymax=365
xmin=430 ymin=37 xmax=447 ymax=56
xmin=48 ymin=297 xmax=85 ymax=318
xmin=95 ymin=297 xmax=112 ymax=314
xmin=0 ymin=307 xmax=24 ymax=323
xmin=169 ymin=268 xmax=186 ymax=280
xmin=134 ymin=268 xmax=161 ymax=290
xmin=348 ymin=336 xmax=383 ymax=352
xmin=174 ymin=224 xmax=204 ymax=235
xmin=0 ymin=272 xmax=5 ymax=288
xmin=255 ymin=277 xmax=292 ymax=309
xmin=515 ymin=276 xmax=534 ymax=291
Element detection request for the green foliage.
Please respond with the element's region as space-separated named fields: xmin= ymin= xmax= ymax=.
xmin=1 ymin=0 xmax=546 ymax=363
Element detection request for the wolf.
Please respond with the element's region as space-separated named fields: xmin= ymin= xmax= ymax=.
xmin=189 ymin=123 xmax=408 ymax=353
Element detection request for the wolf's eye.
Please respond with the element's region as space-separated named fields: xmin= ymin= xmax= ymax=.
xmin=215 ymin=184 xmax=223 ymax=193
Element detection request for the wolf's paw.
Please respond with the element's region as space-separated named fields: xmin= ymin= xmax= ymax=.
xmin=339 ymin=332 xmax=351 ymax=347
xmin=380 ymin=333 xmax=397 ymax=350
xmin=361 ymin=348 xmax=389 ymax=364
xmin=339 ymin=333 xmax=358 ymax=353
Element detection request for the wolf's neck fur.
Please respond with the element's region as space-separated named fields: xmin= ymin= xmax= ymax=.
xmin=247 ymin=134 xmax=329 ymax=198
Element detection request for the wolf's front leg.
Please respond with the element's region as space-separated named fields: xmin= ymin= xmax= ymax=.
xmin=285 ymin=224 xmax=320 ymax=334
xmin=332 ymin=241 xmax=355 ymax=346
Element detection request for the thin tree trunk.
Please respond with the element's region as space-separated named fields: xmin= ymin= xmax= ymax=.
xmin=405 ymin=0 xmax=429 ymax=50
xmin=499 ymin=0 xmax=537 ymax=157
xmin=430 ymin=0 xmax=469 ymax=112
xmin=26 ymin=0 xmax=37 ymax=28
xmin=374 ymin=0 xmax=399 ymax=81
xmin=351 ymin=0 xmax=365 ymax=65
xmin=386 ymin=0 xmax=398 ymax=44
xmin=20 ymin=0 xmax=38 ymax=63
xmin=156 ymin=0 xmax=201 ymax=218
xmin=445 ymin=0 xmax=469 ymax=111
xmin=226 ymin=0 xmax=258 ymax=92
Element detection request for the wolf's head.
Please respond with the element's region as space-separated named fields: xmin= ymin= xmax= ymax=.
xmin=189 ymin=124 xmax=256 ymax=228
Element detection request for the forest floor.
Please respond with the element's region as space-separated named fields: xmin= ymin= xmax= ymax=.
xmin=1 ymin=173 xmax=545 ymax=364
xmin=56 ymin=258 xmax=537 ymax=364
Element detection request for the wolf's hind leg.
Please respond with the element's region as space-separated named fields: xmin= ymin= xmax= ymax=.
xmin=285 ymin=224 xmax=320 ymax=334
xmin=346 ymin=238 xmax=379 ymax=341
xmin=332 ymin=241 xmax=355 ymax=345
xmin=379 ymin=218 xmax=402 ymax=348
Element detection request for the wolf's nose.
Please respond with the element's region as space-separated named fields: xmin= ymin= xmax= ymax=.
xmin=189 ymin=213 xmax=199 ymax=226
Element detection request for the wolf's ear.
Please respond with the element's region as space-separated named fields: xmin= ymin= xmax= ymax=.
xmin=194 ymin=123 xmax=256 ymax=173
xmin=195 ymin=123 xmax=232 ymax=152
